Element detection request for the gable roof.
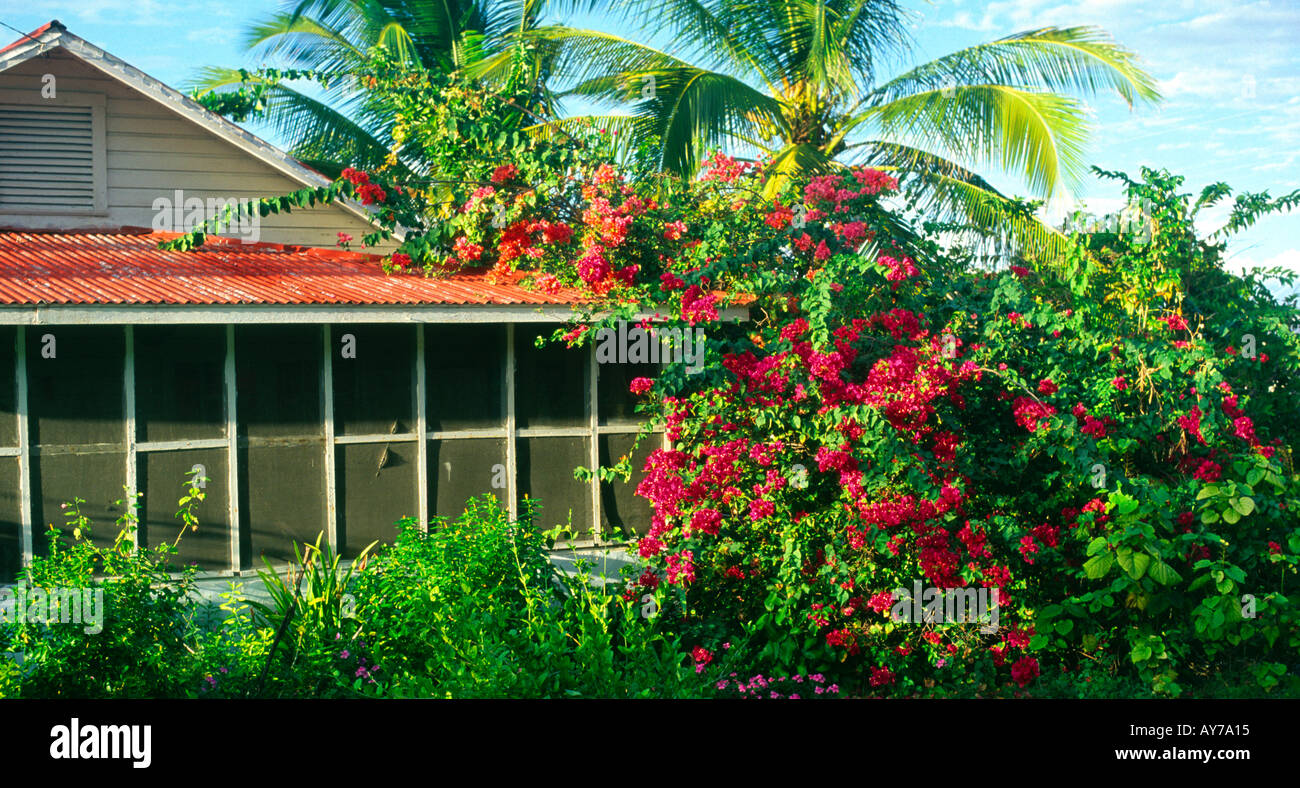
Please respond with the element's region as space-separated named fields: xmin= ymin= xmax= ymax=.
xmin=0 ymin=20 xmax=383 ymax=232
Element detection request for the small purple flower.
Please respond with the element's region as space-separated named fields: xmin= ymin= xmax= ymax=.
xmin=340 ymin=650 xmax=350 ymax=659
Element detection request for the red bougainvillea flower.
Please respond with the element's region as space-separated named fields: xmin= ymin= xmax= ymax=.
xmin=592 ymin=163 xmax=621 ymax=187
xmin=1010 ymin=265 xmax=1031 ymax=278
xmin=1157 ymin=313 xmax=1189 ymax=331
xmin=764 ymin=200 xmax=794 ymax=229
xmin=1081 ymin=414 xmax=1109 ymax=438
xmin=533 ymin=273 xmax=562 ymax=294
xmin=341 ymin=167 xmax=369 ymax=185
xmin=689 ymin=508 xmax=722 ymax=536
xmin=1037 ymin=378 xmax=1058 ymax=395
xmin=1013 ymin=396 xmax=1056 ymax=432
xmin=575 ymin=244 xmax=612 ymax=285
xmin=878 ymin=253 xmax=919 ymax=282
xmin=1177 ymin=406 xmax=1205 ymax=444
xmin=629 ymin=377 xmax=654 ymax=395
xmin=665 ymin=550 xmax=695 ymax=584
xmin=1193 ymin=459 xmax=1222 ymax=482
xmin=453 ymin=236 xmax=484 ymax=262
xmin=659 ymin=272 xmax=685 ymax=292
xmin=637 ymin=535 xmax=663 ymax=559
xmin=1018 ymin=534 xmax=1039 ymax=564
xmin=1233 ymin=416 xmax=1258 ymax=444
xmin=699 ymin=151 xmax=749 ymax=183
xmin=490 ymin=163 xmax=518 ymax=184
xmin=1111 ymin=376 xmax=1128 ymax=391
xmin=356 ymin=182 xmax=387 ymax=205
xmin=1010 ymin=656 xmax=1040 ymax=687
xmin=869 ymin=667 xmax=896 ymax=687
xmin=851 ymin=167 xmax=898 ymax=196
xmin=749 ymin=498 xmax=775 ymax=521
xmin=680 ymin=285 xmax=719 ymax=325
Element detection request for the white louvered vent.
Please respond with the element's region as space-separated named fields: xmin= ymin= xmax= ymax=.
xmin=0 ymin=103 xmax=99 ymax=213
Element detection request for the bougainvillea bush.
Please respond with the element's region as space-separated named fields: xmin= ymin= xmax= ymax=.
xmin=182 ymin=57 xmax=1300 ymax=698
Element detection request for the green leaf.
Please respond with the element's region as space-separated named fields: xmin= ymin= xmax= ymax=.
xmin=1116 ymin=547 xmax=1135 ymax=576
xmin=1084 ymin=553 xmax=1114 ymax=579
xmin=1112 ymin=493 xmax=1139 ymax=515
xmin=1086 ymin=537 xmax=1108 ymax=556
xmin=1230 ymin=497 xmax=1254 ymax=516
xmin=1131 ymin=643 xmax=1152 ymax=663
xmin=1148 ymin=561 xmax=1182 ymax=586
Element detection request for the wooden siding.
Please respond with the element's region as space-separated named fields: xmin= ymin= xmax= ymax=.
xmin=0 ymin=51 xmax=389 ymax=249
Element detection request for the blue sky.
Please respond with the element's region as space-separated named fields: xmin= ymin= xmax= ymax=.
xmin=4 ymin=0 xmax=1297 ymax=286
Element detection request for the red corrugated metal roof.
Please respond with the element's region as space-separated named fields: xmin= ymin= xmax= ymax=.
xmin=0 ymin=21 xmax=56 ymax=55
xmin=0 ymin=229 xmax=593 ymax=306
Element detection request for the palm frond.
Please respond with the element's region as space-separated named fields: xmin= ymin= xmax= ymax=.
xmin=873 ymin=26 xmax=1161 ymax=108
xmin=867 ymin=84 xmax=1092 ymax=197
xmin=852 ymin=140 xmax=1070 ymax=262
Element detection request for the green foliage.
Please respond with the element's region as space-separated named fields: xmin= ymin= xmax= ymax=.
xmin=349 ymin=497 xmax=716 ymax=698
xmin=2 ymin=489 xmax=715 ymax=698
xmin=0 ymin=487 xmax=205 ymax=698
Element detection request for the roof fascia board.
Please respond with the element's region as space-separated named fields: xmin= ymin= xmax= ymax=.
xmin=0 ymin=304 xmax=750 ymax=325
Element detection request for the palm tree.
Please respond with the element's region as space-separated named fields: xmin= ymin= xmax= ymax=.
xmin=190 ymin=0 xmax=571 ymax=177
xmin=528 ymin=0 xmax=1162 ymax=256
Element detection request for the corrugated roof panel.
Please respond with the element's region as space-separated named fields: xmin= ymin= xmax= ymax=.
xmin=0 ymin=229 xmax=592 ymax=306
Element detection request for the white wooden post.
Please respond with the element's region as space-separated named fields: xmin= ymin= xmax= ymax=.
xmin=123 ymin=325 xmax=137 ymax=547
xmin=415 ymin=324 xmax=429 ymax=531
xmin=16 ymin=326 xmax=31 ymax=567
xmin=505 ymin=325 xmax=517 ymax=522
xmin=322 ymin=325 xmax=337 ymax=551
xmin=224 ymin=325 xmax=241 ymax=571
xmin=588 ymin=341 xmax=601 ymax=542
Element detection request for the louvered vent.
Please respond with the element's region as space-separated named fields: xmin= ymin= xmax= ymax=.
xmin=0 ymin=103 xmax=97 ymax=212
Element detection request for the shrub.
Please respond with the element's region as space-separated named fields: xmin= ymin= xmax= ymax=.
xmin=0 ymin=487 xmax=206 ymax=698
xmin=349 ymin=496 xmax=719 ymax=698
xmin=626 ymin=165 xmax=1300 ymax=698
